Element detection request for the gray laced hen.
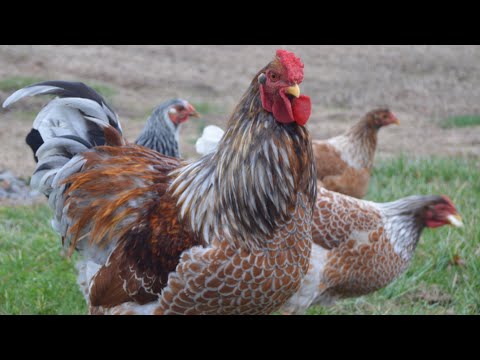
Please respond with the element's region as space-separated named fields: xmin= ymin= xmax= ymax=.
xmin=136 ymin=98 xmax=199 ymax=158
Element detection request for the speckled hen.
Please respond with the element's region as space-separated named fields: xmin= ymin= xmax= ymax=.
xmin=281 ymin=187 xmax=463 ymax=314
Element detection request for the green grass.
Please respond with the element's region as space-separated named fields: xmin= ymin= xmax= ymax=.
xmin=139 ymin=101 xmax=218 ymax=122
xmin=89 ymin=83 xmax=116 ymax=101
xmin=192 ymin=102 xmax=218 ymax=116
xmin=0 ymin=206 xmax=87 ymax=315
xmin=0 ymin=76 xmax=116 ymax=103
xmin=0 ymin=156 xmax=478 ymax=315
xmin=186 ymin=117 xmax=208 ymax=145
xmin=7 ymin=110 xmax=43 ymax=123
xmin=441 ymin=115 xmax=480 ymax=129
xmin=0 ymin=76 xmax=46 ymax=92
xmin=307 ymin=156 xmax=479 ymax=315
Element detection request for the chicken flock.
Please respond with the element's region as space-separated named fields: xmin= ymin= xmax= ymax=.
xmin=2 ymin=49 xmax=463 ymax=315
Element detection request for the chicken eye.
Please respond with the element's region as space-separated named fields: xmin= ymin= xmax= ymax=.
xmin=269 ymin=72 xmax=279 ymax=82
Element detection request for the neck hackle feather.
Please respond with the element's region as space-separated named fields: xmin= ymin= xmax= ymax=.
xmin=170 ymin=68 xmax=316 ymax=250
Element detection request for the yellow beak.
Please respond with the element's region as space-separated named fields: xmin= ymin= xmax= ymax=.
xmin=285 ymin=84 xmax=301 ymax=98
xmin=447 ymin=214 xmax=464 ymax=228
xmin=190 ymin=110 xmax=201 ymax=118
xmin=186 ymin=103 xmax=201 ymax=118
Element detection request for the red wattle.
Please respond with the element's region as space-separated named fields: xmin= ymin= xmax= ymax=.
xmin=261 ymin=84 xmax=312 ymax=126
xmin=292 ymin=95 xmax=311 ymax=126
xmin=272 ymin=97 xmax=294 ymax=124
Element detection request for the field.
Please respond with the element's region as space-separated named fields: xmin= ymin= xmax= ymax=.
xmin=1 ymin=157 xmax=477 ymax=315
xmin=0 ymin=45 xmax=479 ymax=315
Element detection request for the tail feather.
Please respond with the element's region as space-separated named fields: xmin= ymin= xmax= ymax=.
xmin=25 ymin=129 xmax=43 ymax=162
xmin=3 ymin=80 xmax=124 ymax=198
xmin=32 ymin=97 xmax=118 ymax=146
xmin=36 ymin=155 xmax=72 ymax=174
xmin=52 ymin=156 xmax=87 ymax=189
xmin=35 ymin=137 xmax=91 ymax=161
xmin=30 ymin=168 xmax=58 ymax=196
xmin=3 ymin=84 xmax=67 ymax=108
xmin=3 ymin=81 xmax=121 ymax=132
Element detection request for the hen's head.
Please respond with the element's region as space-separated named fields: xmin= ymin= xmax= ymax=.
xmin=365 ymin=109 xmax=400 ymax=130
xmin=160 ymin=99 xmax=200 ymax=127
xmin=258 ymin=50 xmax=312 ymax=126
xmin=423 ymin=196 xmax=463 ymax=229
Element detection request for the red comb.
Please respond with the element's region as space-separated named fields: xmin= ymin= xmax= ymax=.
xmin=276 ymin=49 xmax=304 ymax=84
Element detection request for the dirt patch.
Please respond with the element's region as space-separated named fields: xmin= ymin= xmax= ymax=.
xmin=407 ymin=283 xmax=454 ymax=307
xmin=1 ymin=45 xmax=479 ymax=183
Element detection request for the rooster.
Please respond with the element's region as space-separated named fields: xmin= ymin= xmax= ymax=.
xmin=17 ymin=82 xmax=199 ymax=161
xmin=313 ymin=109 xmax=400 ymax=198
xmin=3 ymin=49 xmax=315 ymax=315
xmin=281 ymin=188 xmax=463 ymax=314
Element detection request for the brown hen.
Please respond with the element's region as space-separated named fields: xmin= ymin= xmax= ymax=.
xmin=313 ymin=109 xmax=399 ymax=198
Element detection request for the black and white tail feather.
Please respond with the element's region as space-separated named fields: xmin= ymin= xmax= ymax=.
xmin=4 ymin=81 xmax=134 ymax=298
xmin=2 ymin=81 xmax=123 ymax=203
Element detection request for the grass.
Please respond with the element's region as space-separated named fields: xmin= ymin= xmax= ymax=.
xmin=307 ymin=156 xmax=479 ymax=315
xmin=139 ymin=101 xmax=216 ymax=123
xmin=0 ymin=206 xmax=87 ymax=315
xmin=6 ymin=110 xmax=43 ymax=123
xmin=89 ymin=83 xmax=116 ymax=101
xmin=0 ymin=156 xmax=478 ymax=315
xmin=441 ymin=115 xmax=480 ymax=129
xmin=0 ymin=76 xmax=116 ymax=103
xmin=189 ymin=102 xmax=225 ymax=141
xmin=0 ymin=76 xmax=46 ymax=92
xmin=192 ymin=102 xmax=218 ymax=116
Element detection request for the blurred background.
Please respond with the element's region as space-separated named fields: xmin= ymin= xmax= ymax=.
xmin=0 ymin=45 xmax=478 ymax=315
xmin=1 ymin=45 xmax=480 ymax=181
